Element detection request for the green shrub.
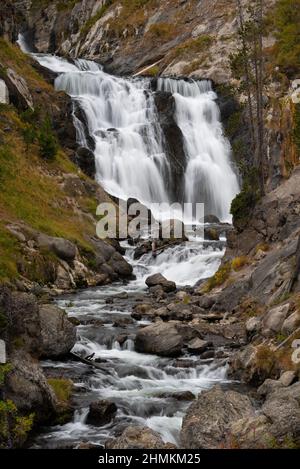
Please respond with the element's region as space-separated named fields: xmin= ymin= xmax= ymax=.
xmin=203 ymin=262 xmax=232 ymax=292
xmin=0 ymin=399 xmax=34 ymax=448
xmin=48 ymin=378 xmax=73 ymax=404
xmin=37 ymin=118 xmax=58 ymax=160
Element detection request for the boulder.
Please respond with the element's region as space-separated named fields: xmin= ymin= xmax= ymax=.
xmin=5 ymin=353 xmax=57 ymax=423
xmin=39 ymin=304 xmax=76 ymax=358
xmin=203 ymin=214 xmax=221 ymax=224
xmin=281 ymin=311 xmax=300 ymax=336
xmin=86 ymin=400 xmax=117 ymax=426
xmin=0 ymin=79 xmax=9 ymax=104
xmin=229 ymin=414 xmax=272 ymax=449
xmin=135 ymin=322 xmax=183 ymax=357
xmin=5 ymin=68 xmax=34 ymax=110
xmin=145 ymin=273 xmax=176 ymax=293
xmin=257 ymin=379 xmax=283 ymax=397
xmin=262 ymin=303 xmax=291 ymax=336
xmin=180 ymin=385 xmax=254 ymax=448
xmin=246 ymin=317 xmax=261 ymax=333
xmin=0 ymin=289 xmax=41 ymax=354
xmin=93 ymin=239 xmax=133 ymax=279
xmin=106 ymin=425 xmax=175 ymax=449
xmin=262 ymin=395 xmax=300 ymax=443
xmin=37 ymin=234 xmax=77 ymax=262
xmin=187 ymin=338 xmax=209 ymax=354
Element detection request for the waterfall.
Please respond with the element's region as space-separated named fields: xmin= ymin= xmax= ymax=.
xmin=157 ymin=78 xmax=240 ymax=221
xmin=29 ymin=49 xmax=239 ymax=222
xmin=52 ymin=59 xmax=172 ymax=208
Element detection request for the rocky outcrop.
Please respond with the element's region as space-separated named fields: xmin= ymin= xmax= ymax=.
xmin=106 ymin=425 xmax=175 ymax=449
xmin=11 ymin=0 xmax=274 ymax=84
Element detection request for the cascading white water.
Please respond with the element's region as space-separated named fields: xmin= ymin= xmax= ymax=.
xmin=157 ymin=78 xmax=240 ymax=222
xmin=31 ymin=50 xmax=239 ymax=222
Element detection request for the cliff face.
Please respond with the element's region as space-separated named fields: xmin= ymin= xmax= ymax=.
xmin=12 ymin=0 xmax=276 ymax=83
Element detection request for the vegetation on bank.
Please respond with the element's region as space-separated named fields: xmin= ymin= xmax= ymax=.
xmin=271 ymin=0 xmax=300 ymax=79
xmin=47 ymin=378 xmax=73 ymax=424
xmin=0 ymin=365 xmax=34 ymax=448
xmin=0 ymin=40 xmax=103 ymax=282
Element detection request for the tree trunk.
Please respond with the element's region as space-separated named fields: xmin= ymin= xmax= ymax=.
xmin=287 ymin=234 xmax=300 ymax=293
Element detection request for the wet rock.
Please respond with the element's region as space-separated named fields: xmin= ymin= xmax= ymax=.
xmin=157 ymin=391 xmax=195 ymax=401
xmin=203 ymin=214 xmax=220 ymax=224
xmin=187 ymin=338 xmax=209 ymax=354
xmin=154 ymin=92 xmax=186 ymax=201
xmin=200 ymin=350 xmax=215 ymax=359
xmin=86 ymin=400 xmax=117 ymax=426
xmin=135 ymin=322 xmax=183 ymax=357
xmin=113 ymin=317 xmax=134 ymax=328
xmin=145 ymin=273 xmax=176 ymax=293
xmin=106 ymin=425 xmax=176 ymax=449
xmin=180 ymin=385 xmax=254 ymax=448
xmin=39 ymin=304 xmax=76 ymax=358
xmin=75 ymin=146 xmax=95 ymax=178
xmin=116 ymin=333 xmax=128 ymax=346
xmin=133 ymin=241 xmax=151 ymax=260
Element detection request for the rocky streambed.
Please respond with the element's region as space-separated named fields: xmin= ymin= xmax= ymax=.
xmin=31 ymin=237 xmax=241 ymax=449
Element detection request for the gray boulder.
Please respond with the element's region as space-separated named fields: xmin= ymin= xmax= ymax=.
xmin=262 ymin=303 xmax=291 ymax=336
xmin=135 ymin=322 xmax=183 ymax=357
xmin=180 ymin=385 xmax=254 ymax=448
xmin=145 ymin=273 xmax=176 ymax=292
xmin=37 ymin=234 xmax=77 ymax=261
xmin=6 ymin=352 xmax=57 ymax=423
xmin=187 ymin=338 xmax=209 ymax=354
xmin=39 ymin=304 xmax=76 ymax=358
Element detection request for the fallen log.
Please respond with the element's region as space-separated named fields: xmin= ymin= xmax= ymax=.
xmin=69 ymin=352 xmax=108 ymax=372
